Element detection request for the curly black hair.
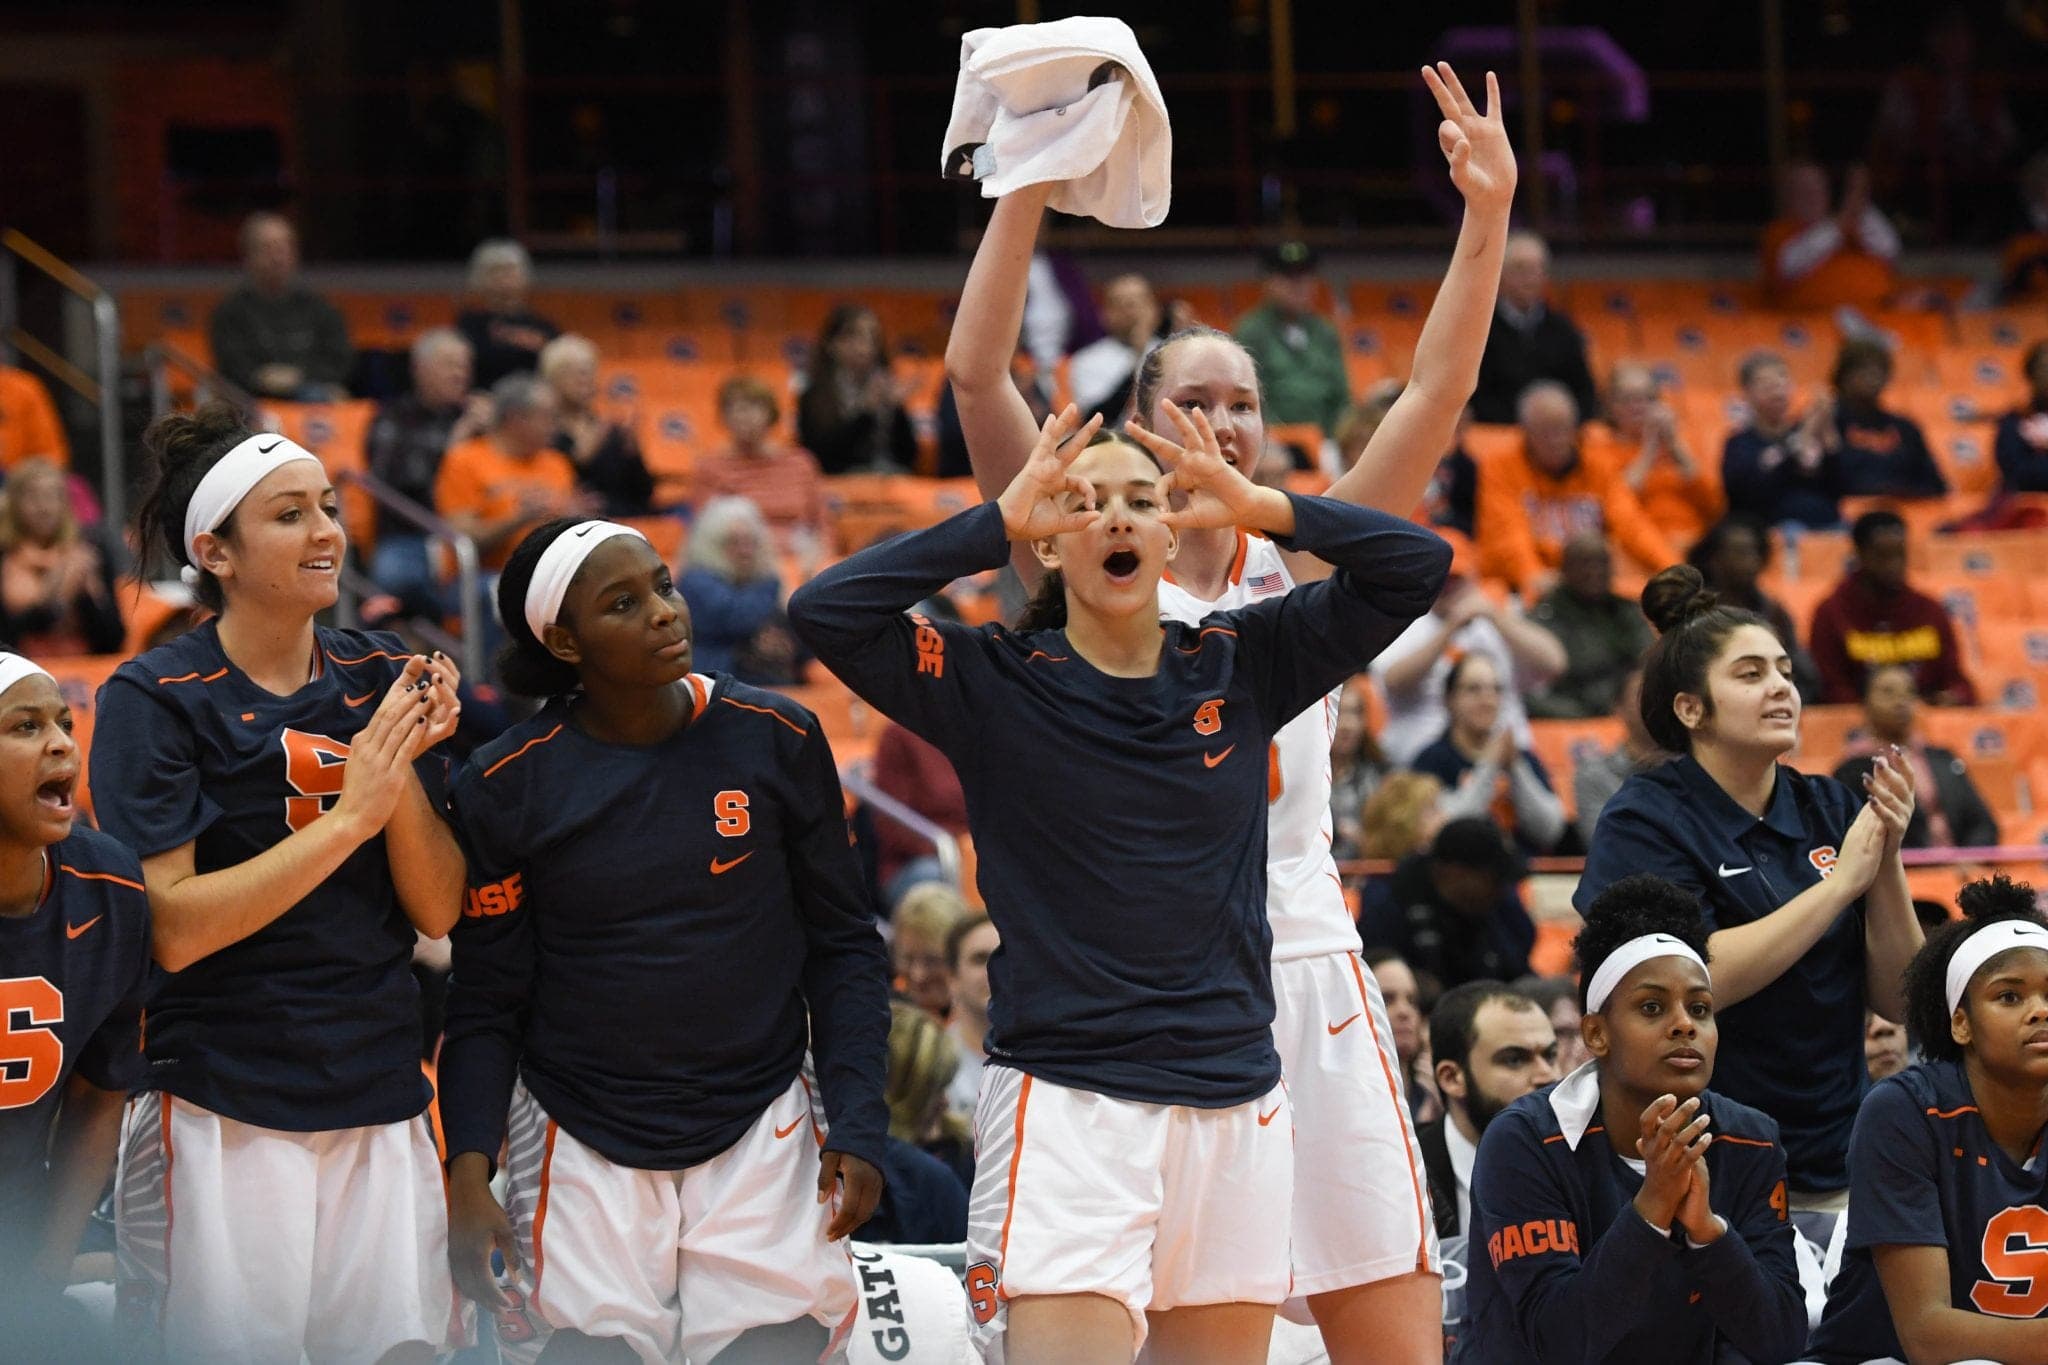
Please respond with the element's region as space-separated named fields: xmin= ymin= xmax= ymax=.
xmin=1903 ymin=875 xmax=2044 ymax=1063
xmin=493 ymin=517 xmax=585 ymax=699
xmin=1572 ymin=874 xmax=1714 ymax=1011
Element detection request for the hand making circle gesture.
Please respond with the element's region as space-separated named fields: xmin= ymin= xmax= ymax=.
xmin=998 ymin=404 xmax=1106 ymax=543
xmin=1129 ymin=404 xmax=1278 ymax=533
xmin=1423 ymin=63 xmax=1516 ymax=214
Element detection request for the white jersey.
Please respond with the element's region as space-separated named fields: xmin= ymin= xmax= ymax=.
xmin=1157 ymin=531 xmax=1359 ymax=961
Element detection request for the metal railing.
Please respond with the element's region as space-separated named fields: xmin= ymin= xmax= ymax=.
xmin=839 ymin=767 xmax=965 ymax=894
xmin=333 ymin=469 xmax=486 ymax=682
xmin=143 ymin=338 xmax=255 ymax=415
xmin=0 ymin=229 xmax=124 ymax=528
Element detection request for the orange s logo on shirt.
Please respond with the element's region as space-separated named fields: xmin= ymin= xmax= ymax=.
xmin=0 ymin=977 xmax=64 ymax=1110
xmin=1193 ymin=699 xmax=1224 ymax=736
xmin=465 ymin=873 xmax=525 ymax=919
xmin=715 ymin=790 xmax=752 ymax=838
xmin=281 ymin=729 xmax=352 ymax=832
xmin=1971 ymin=1205 xmax=2048 ymax=1317
xmin=1809 ymin=845 xmax=1839 ymax=879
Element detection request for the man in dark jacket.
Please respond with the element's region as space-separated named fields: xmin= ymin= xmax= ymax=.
xmin=1417 ymin=982 xmax=1561 ymax=1238
xmin=1471 ymin=232 xmax=1597 ymax=423
xmin=206 ymin=213 xmax=352 ymax=399
xmin=1358 ymin=817 xmax=1537 ymax=991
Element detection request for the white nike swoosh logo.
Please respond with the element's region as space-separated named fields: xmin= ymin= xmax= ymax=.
xmin=1718 ymin=864 xmax=1752 ymax=878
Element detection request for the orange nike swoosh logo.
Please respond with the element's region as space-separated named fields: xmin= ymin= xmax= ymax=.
xmin=344 ymin=691 xmax=375 ymax=707
xmin=1203 ymin=745 xmax=1236 ymax=768
xmin=1258 ymin=1103 xmax=1283 ymax=1126
xmin=1327 ymin=1013 xmax=1362 ymax=1036
xmin=774 ymin=1117 xmax=805 ymax=1139
xmin=66 ymin=915 xmax=101 ymax=940
xmin=709 ymin=852 xmax=755 ymax=875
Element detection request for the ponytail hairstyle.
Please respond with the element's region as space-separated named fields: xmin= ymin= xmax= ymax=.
xmin=1905 ymin=875 xmax=2044 ymax=1063
xmin=1012 ymin=430 xmax=1165 ymax=633
xmin=1637 ymin=564 xmax=1773 ymax=754
xmin=135 ymin=401 xmax=260 ymax=613
xmin=494 ymin=517 xmax=586 ymax=698
xmin=1131 ymin=324 xmax=1265 ymax=429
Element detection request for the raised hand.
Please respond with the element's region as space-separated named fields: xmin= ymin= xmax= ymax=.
xmin=1423 ymin=64 xmax=1515 ymax=214
xmin=997 ymin=404 xmax=1105 ymax=542
xmin=413 ymin=650 xmax=465 ymax=754
xmin=1130 ymin=405 xmax=1287 ymax=534
xmin=1633 ymin=1094 xmax=1712 ymax=1232
xmin=1832 ymin=802 xmax=1891 ymax=899
xmin=332 ymin=658 xmax=435 ymax=836
xmin=1860 ymin=747 xmax=1917 ymax=855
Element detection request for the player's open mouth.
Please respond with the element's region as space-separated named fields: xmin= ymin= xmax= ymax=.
xmin=1102 ymin=549 xmax=1140 ymax=585
xmin=36 ymin=773 xmax=75 ymax=815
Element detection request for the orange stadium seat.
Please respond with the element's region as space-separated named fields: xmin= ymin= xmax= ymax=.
xmin=1919 ymin=530 xmax=2048 ymax=580
xmin=1788 ymin=529 xmax=1853 ymax=583
xmin=775 ymin=680 xmax=876 ymax=767
xmin=1792 ymin=704 xmax=1866 ymax=774
xmin=1970 ymin=621 xmax=2048 ymax=677
xmin=253 ymin=399 xmax=377 ymax=547
xmin=1930 ymin=574 xmax=2034 ymax=639
xmin=1526 ymin=718 xmax=1623 ymax=820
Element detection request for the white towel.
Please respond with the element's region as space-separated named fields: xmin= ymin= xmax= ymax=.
xmin=940 ymin=16 xmax=1172 ymax=229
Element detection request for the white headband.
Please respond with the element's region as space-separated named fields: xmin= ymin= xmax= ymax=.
xmin=1586 ymin=933 xmax=1711 ymax=1013
xmin=522 ymin=521 xmax=650 ymax=641
xmin=1945 ymin=920 xmax=2048 ymax=1015
xmin=0 ymin=653 xmax=54 ymax=701
xmin=181 ymin=433 xmax=324 ymax=572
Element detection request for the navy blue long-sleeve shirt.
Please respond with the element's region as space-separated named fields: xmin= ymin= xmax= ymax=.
xmin=1456 ymin=1075 xmax=1806 ymax=1365
xmin=439 ymin=675 xmax=891 ymax=1173
xmin=1994 ymin=404 xmax=2048 ymax=492
xmin=789 ymin=497 xmax=1449 ymax=1107
xmin=1832 ymin=409 xmax=1948 ymax=498
xmin=1721 ymin=424 xmax=1844 ymax=529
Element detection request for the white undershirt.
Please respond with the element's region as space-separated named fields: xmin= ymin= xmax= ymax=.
xmin=1446 ymin=1115 xmax=1479 ymax=1233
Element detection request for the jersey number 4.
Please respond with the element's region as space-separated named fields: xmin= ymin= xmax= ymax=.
xmin=0 ymin=977 xmax=64 ymax=1110
xmin=1972 ymin=1205 xmax=2048 ymax=1317
xmin=281 ymin=729 xmax=352 ymax=832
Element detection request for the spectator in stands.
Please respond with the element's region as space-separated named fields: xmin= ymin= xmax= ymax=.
xmin=1069 ymin=273 xmax=1162 ymax=421
xmin=1412 ymin=654 xmax=1569 ymax=855
xmin=538 ymin=334 xmax=653 ymax=517
xmin=890 ymin=883 xmax=966 ymax=1016
xmin=943 ymin=914 xmax=997 ymax=1122
xmin=1573 ymin=665 xmax=1665 ymax=849
xmin=871 ymin=712 xmax=969 ymax=906
xmin=1587 ymin=362 xmax=1721 ymax=546
xmin=1458 ymin=874 xmax=1808 ymax=1365
xmin=1721 ymin=350 xmax=1844 ymax=529
xmin=207 ymin=212 xmax=352 ymax=400
xmin=1471 ymin=231 xmax=1598 ymax=424
xmin=432 ymin=373 xmax=589 ymax=575
xmin=675 ymin=496 xmax=799 ymax=683
xmin=868 ymin=1000 xmax=971 ymax=1243
xmin=1416 ymin=405 xmax=1479 ymax=537
xmin=1329 ymin=684 xmax=1390 ymax=861
xmin=1760 ymin=162 xmax=1902 ymax=312
xmin=1475 ymin=381 xmax=1677 ymax=593
xmin=455 ymin=239 xmax=559 ymax=388
xmin=1360 ymin=771 xmax=1446 ymax=864
xmin=692 ymin=376 xmax=826 ymax=549
xmin=0 ymin=363 xmax=69 ymax=471
xmin=1526 ymin=532 xmax=1655 ymax=720
xmin=1811 ymin=510 xmax=1977 ymax=706
xmin=1864 ymin=1009 xmax=1908 ymax=1082
xmin=1231 ymin=240 xmax=1349 ymax=438
xmin=1372 ymin=532 xmax=1566 ymax=764
xmin=365 ymin=327 xmax=489 ymax=617
xmin=1869 ymin=7 xmax=2018 ymax=242
xmin=1576 ymin=564 xmax=1923 ymax=1205
xmin=1686 ymin=515 xmax=1822 ymax=700
xmin=1418 ymin=983 xmax=1561 ymax=1238
xmin=798 ymin=305 xmax=918 ymax=475
xmin=1828 ymin=337 xmax=1948 ymax=498
xmin=1366 ymin=949 xmax=1439 ymax=1126
xmin=0 ymin=457 xmax=122 ymax=656
xmin=1836 ymin=664 xmax=2000 ymax=849
xmin=1513 ymin=973 xmax=1593 ymax=1075
xmin=1334 ymin=379 xmax=1404 ymax=476
xmin=1992 ymin=338 xmax=2048 ymax=491
xmin=1359 ymin=816 xmax=1538 ymax=991
xmin=1997 ymin=151 xmax=2048 ymax=301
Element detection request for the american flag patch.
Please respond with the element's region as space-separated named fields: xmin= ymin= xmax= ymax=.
xmin=1247 ymin=570 xmax=1286 ymax=596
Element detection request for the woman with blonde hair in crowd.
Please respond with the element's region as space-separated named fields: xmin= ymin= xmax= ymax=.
xmin=675 ymin=495 xmax=799 ymax=682
xmin=0 ymin=457 xmax=123 ymax=656
xmin=538 ymin=333 xmax=653 ymax=517
xmin=1361 ymin=772 xmax=1446 ymax=864
xmin=891 ymin=882 xmax=968 ymax=1018
xmin=868 ymin=1000 xmax=972 ymax=1244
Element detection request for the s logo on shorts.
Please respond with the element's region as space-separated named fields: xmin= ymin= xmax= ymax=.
xmin=965 ymin=1261 xmax=999 ymax=1325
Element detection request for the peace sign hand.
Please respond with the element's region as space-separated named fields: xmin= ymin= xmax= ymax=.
xmin=1423 ymin=64 xmax=1516 ymax=214
xmin=997 ymin=404 xmax=1105 ymax=543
